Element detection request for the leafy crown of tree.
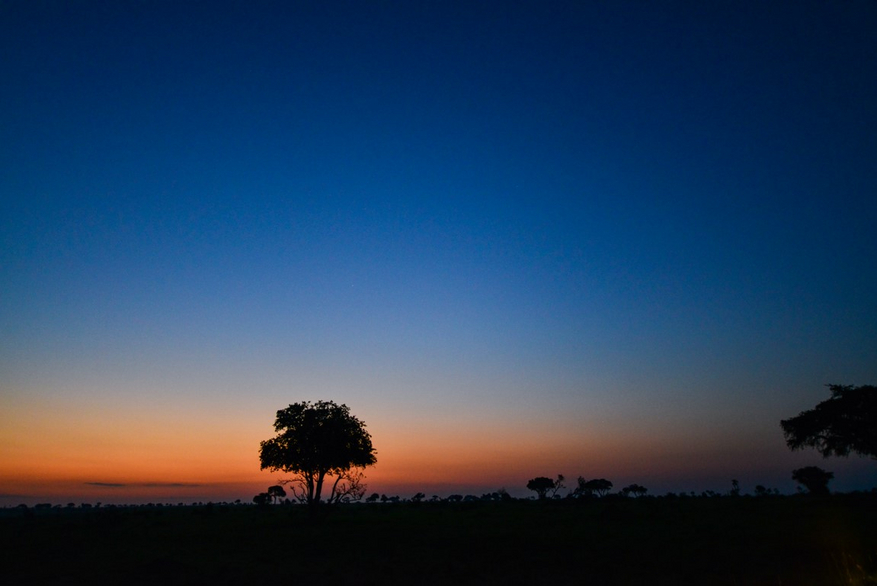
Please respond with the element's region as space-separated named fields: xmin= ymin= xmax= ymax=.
xmin=259 ymin=401 xmax=376 ymax=507
xmin=259 ymin=400 xmax=376 ymax=476
xmin=791 ymin=466 xmax=834 ymax=496
xmin=780 ymin=384 xmax=877 ymax=460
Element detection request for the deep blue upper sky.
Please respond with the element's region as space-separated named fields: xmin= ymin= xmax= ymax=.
xmin=2 ymin=1 xmax=876 ymax=499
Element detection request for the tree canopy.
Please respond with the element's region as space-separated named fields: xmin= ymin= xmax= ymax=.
xmin=259 ymin=400 xmax=376 ymax=507
xmin=780 ymin=384 xmax=877 ymax=460
xmin=621 ymin=484 xmax=648 ymax=498
xmin=575 ymin=477 xmax=614 ymax=498
xmin=792 ymin=466 xmax=833 ymax=496
xmin=526 ymin=476 xmax=563 ymax=499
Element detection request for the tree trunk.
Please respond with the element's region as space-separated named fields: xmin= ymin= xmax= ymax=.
xmin=304 ymin=473 xmax=315 ymax=505
xmin=313 ymin=472 xmax=326 ymax=507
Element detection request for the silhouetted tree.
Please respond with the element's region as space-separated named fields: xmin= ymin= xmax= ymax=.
xmin=259 ymin=401 xmax=376 ymax=508
xmin=753 ymin=485 xmax=778 ymax=497
xmin=411 ymin=492 xmax=426 ymax=503
xmin=253 ymin=492 xmax=270 ymax=506
xmin=366 ymin=493 xmax=380 ymax=503
xmin=326 ymin=468 xmax=368 ymax=503
xmin=621 ymin=484 xmax=648 ymax=498
xmin=267 ymin=485 xmax=286 ymax=505
xmin=527 ymin=476 xmax=563 ymax=500
xmin=496 ymin=487 xmax=513 ymax=501
xmin=781 ymin=384 xmax=877 ymax=460
xmin=575 ymin=477 xmax=613 ymax=497
xmin=551 ymin=474 xmax=566 ymax=498
xmin=792 ymin=466 xmax=833 ymax=496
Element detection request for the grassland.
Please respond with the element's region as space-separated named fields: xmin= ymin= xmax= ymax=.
xmin=3 ymin=493 xmax=876 ymax=585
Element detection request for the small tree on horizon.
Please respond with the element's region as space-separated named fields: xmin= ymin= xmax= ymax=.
xmin=792 ymin=466 xmax=833 ymax=496
xmin=621 ymin=484 xmax=648 ymax=498
xmin=267 ymin=485 xmax=286 ymax=505
xmin=730 ymin=479 xmax=741 ymax=497
xmin=575 ymin=477 xmax=613 ymax=498
xmin=527 ymin=475 xmax=564 ymax=499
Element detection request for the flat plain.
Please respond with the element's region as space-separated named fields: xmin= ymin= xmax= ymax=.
xmin=2 ymin=493 xmax=875 ymax=585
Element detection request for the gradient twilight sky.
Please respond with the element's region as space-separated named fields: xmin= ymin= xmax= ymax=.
xmin=2 ymin=1 xmax=876 ymax=505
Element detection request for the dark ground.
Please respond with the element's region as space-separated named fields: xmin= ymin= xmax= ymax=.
xmin=2 ymin=493 xmax=876 ymax=585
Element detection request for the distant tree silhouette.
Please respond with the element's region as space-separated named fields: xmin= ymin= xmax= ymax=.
xmin=259 ymin=401 xmax=376 ymax=508
xmin=366 ymin=493 xmax=380 ymax=503
xmin=781 ymin=384 xmax=877 ymax=460
xmin=527 ymin=475 xmax=564 ymax=499
xmin=575 ymin=477 xmax=613 ymax=498
xmin=267 ymin=485 xmax=286 ymax=505
xmin=753 ymin=485 xmax=779 ymax=497
xmin=729 ymin=479 xmax=740 ymax=497
xmin=551 ymin=474 xmax=566 ymax=497
xmin=621 ymin=484 xmax=648 ymax=498
xmin=411 ymin=492 xmax=426 ymax=503
xmin=792 ymin=466 xmax=833 ymax=496
xmin=253 ymin=492 xmax=271 ymax=506
xmin=496 ymin=487 xmax=513 ymax=501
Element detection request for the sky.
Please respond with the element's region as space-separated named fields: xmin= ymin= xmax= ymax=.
xmin=2 ymin=0 xmax=876 ymax=505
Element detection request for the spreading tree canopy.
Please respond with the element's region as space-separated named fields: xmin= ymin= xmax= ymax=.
xmin=780 ymin=384 xmax=877 ymax=460
xmin=259 ymin=401 xmax=376 ymax=507
xmin=574 ymin=477 xmax=614 ymax=498
xmin=526 ymin=476 xmax=563 ymax=499
xmin=792 ymin=466 xmax=834 ymax=496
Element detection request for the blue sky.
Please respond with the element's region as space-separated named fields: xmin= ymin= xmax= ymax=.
xmin=2 ymin=1 xmax=876 ymax=503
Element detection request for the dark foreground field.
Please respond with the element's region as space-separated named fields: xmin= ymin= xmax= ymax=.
xmin=3 ymin=494 xmax=876 ymax=585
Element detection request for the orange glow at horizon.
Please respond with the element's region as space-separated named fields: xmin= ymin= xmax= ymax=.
xmin=1 ymin=389 xmax=831 ymax=506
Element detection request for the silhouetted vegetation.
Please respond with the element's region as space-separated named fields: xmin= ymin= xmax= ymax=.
xmin=5 ymin=387 xmax=876 ymax=584
xmin=793 ymin=466 xmax=834 ymax=496
xmin=781 ymin=384 xmax=877 ymax=460
xmin=258 ymin=401 xmax=376 ymax=509
xmin=621 ymin=483 xmax=648 ymax=498
xmin=526 ymin=474 xmax=564 ymax=499
xmin=3 ymin=492 xmax=875 ymax=585
xmin=729 ymin=478 xmax=741 ymax=496
xmin=267 ymin=485 xmax=286 ymax=504
xmin=574 ymin=477 xmax=614 ymax=498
